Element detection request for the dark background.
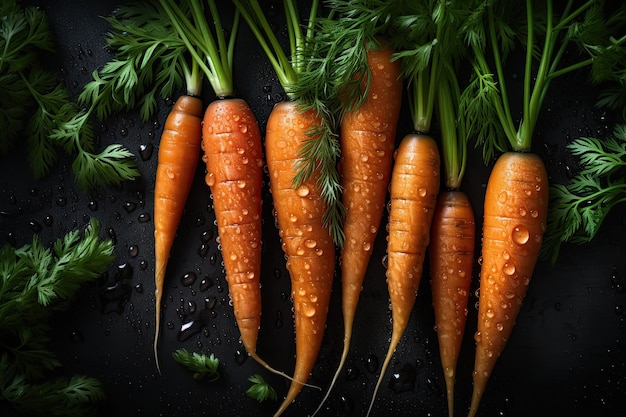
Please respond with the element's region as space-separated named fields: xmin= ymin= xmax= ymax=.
xmin=1 ymin=1 xmax=625 ymax=416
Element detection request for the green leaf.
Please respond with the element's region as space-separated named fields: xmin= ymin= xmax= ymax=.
xmin=71 ymin=144 xmax=140 ymax=191
xmin=246 ymin=374 xmax=277 ymax=403
xmin=172 ymin=349 xmax=220 ymax=382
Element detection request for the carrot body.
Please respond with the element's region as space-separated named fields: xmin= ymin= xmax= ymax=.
xmin=265 ymin=101 xmax=336 ymax=417
xmin=153 ymin=94 xmax=203 ymax=373
xmin=202 ymin=97 xmax=265 ymax=359
xmin=312 ymin=43 xmax=403 ymax=415
xmin=429 ymin=190 xmax=475 ymax=417
xmin=468 ymin=151 xmax=549 ymax=417
xmin=367 ymin=133 xmax=440 ymax=416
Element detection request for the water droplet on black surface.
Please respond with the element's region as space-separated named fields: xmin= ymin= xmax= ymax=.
xmin=70 ymin=330 xmax=84 ymax=343
xmin=389 ymin=363 xmax=416 ymax=393
xmin=181 ymin=272 xmax=197 ymax=287
xmin=138 ymin=213 xmax=151 ymax=223
xmin=87 ymin=200 xmax=98 ymax=211
xmin=199 ymin=276 xmax=214 ymax=292
xmin=100 ymin=281 xmax=132 ymax=314
xmin=198 ymin=243 xmax=209 ymax=257
xmin=234 ymin=349 xmax=247 ymax=365
xmin=205 ymin=296 xmax=217 ymax=310
xmin=123 ymin=201 xmax=137 ymax=213
xmin=29 ymin=221 xmax=42 ymax=233
xmin=139 ymin=143 xmax=153 ymax=161
xmin=365 ymin=354 xmax=379 ymax=374
xmin=139 ymin=259 xmax=148 ymax=270
xmin=200 ymin=229 xmax=213 ymax=242
xmin=107 ymin=227 xmax=117 ymax=244
xmin=128 ymin=245 xmax=139 ymax=258
xmin=115 ymin=263 xmax=133 ymax=281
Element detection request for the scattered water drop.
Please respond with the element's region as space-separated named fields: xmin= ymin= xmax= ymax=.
xmin=512 ymin=225 xmax=530 ymax=245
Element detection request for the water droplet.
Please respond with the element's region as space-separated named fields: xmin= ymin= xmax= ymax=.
xmin=503 ymin=262 xmax=516 ymax=276
xmin=512 ymin=225 xmax=530 ymax=245
xmin=418 ymin=188 xmax=427 ymax=197
xmin=296 ymin=185 xmax=310 ymax=197
xmin=139 ymin=143 xmax=153 ymax=161
xmin=181 ymin=272 xmax=197 ymax=287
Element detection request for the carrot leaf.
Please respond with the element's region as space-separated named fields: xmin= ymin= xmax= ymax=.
xmin=172 ymin=349 xmax=220 ymax=382
xmin=245 ymin=374 xmax=277 ymax=403
xmin=542 ymin=125 xmax=626 ymax=263
xmin=461 ymin=0 xmax=626 ymax=161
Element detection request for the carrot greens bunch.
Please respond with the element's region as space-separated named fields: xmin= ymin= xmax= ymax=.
xmin=0 ymin=0 xmax=138 ymax=190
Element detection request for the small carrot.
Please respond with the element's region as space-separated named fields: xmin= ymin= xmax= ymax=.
xmin=429 ymin=191 xmax=474 ymax=417
xmin=202 ymin=97 xmax=266 ymax=365
xmin=429 ymin=60 xmax=475 ymax=417
xmin=312 ymin=39 xmax=403 ymax=414
xmin=153 ymin=94 xmax=203 ymax=374
xmin=367 ymin=133 xmax=440 ymax=416
xmin=265 ymin=100 xmax=336 ymax=417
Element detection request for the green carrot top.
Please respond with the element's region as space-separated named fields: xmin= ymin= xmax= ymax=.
xmin=460 ymin=0 xmax=626 ymax=163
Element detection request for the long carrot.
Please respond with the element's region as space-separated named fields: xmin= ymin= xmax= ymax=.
xmin=457 ymin=1 xmax=624 ymax=415
xmin=468 ymin=151 xmax=548 ymax=415
xmin=202 ymin=97 xmax=266 ymax=366
xmin=153 ymin=94 xmax=203 ymax=374
xmin=265 ymin=100 xmax=336 ymax=417
xmin=156 ymin=0 xmax=291 ymax=377
xmin=312 ymin=39 xmax=403 ymax=414
xmin=367 ymin=133 xmax=440 ymax=416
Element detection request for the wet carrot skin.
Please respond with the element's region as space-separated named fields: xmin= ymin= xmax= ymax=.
xmin=202 ymin=98 xmax=264 ymax=354
xmin=265 ymin=101 xmax=336 ymax=416
xmin=469 ymin=151 xmax=549 ymax=416
xmin=339 ymin=44 xmax=403 ymax=327
xmin=386 ymin=133 xmax=441 ymax=335
xmin=429 ymin=190 xmax=475 ymax=417
xmin=153 ymin=94 xmax=203 ymax=372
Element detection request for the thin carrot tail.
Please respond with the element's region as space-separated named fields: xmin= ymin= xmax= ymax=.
xmin=153 ymin=264 xmax=165 ymax=375
xmin=445 ymin=372 xmax=455 ymax=417
xmin=248 ymin=352 xmax=320 ymax=390
xmin=366 ymin=331 xmax=401 ymax=417
xmin=309 ymin=327 xmax=353 ymax=417
xmin=467 ymin=384 xmax=484 ymax=417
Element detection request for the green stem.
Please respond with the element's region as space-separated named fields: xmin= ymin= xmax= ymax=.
xmin=488 ymin=5 xmax=517 ymax=147
xmin=437 ymin=68 xmax=463 ymax=189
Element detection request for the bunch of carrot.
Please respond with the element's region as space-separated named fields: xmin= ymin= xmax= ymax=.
xmin=93 ymin=0 xmax=626 ymax=416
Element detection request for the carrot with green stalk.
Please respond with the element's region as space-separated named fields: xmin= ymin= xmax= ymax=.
xmin=459 ymin=1 xmax=626 ymax=415
xmin=233 ymin=0 xmax=343 ymax=415
xmin=290 ymin=3 xmax=407 ymax=414
xmin=156 ymin=0 xmax=289 ymax=379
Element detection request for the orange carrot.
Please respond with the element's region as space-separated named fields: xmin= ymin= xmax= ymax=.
xmin=367 ymin=133 xmax=440 ymax=416
xmin=313 ymin=41 xmax=403 ymax=414
xmin=429 ymin=190 xmax=475 ymax=417
xmin=265 ymin=101 xmax=337 ymax=417
xmin=467 ymin=151 xmax=548 ymax=417
xmin=153 ymin=94 xmax=203 ymax=374
xmin=202 ymin=97 xmax=266 ymax=363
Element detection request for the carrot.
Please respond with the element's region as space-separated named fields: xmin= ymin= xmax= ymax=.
xmin=201 ymin=97 xmax=267 ymax=366
xmin=429 ymin=190 xmax=474 ymax=417
xmin=312 ymin=40 xmax=403 ymax=414
xmin=467 ymin=152 xmax=548 ymax=416
xmin=428 ymin=58 xmax=475 ymax=417
xmin=265 ymin=101 xmax=336 ymax=417
xmin=153 ymin=94 xmax=203 ymax=374
xmin=367 ymin=133 xmax=440 ymax=416
xmin=457 ymin=2 xmax=624 ymax=415
xmin=234 ymin=1 xmax=343 ymax=415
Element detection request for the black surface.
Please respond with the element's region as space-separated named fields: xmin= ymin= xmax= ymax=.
xmin=1 ymin=1 xmax=626 ymax=417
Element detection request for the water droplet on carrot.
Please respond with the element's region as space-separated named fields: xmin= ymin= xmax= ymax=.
xmin=305 ymin=239 xmax=317 ymax=249
xmin=496 ymin=322 xmax=504 ymax=332
xmin=296 ymin=185 xmax=310 ymax=197
xmin=503 ymin=262 xmax=516 ymax=276
xmin=498 ymin=191 xmax=508 ymax=203
xmin=303 ymin=303 xmax=316 ymax=317
xmin=512 ymin=225 xmax=530 ymax=245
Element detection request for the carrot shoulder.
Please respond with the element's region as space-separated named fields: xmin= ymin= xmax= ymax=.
xmin=468 ymin=151 xmax=548 ymax=417
xmin=266 ymin=101 xmax=336 ymax=417
xmin=429 ymin=190 xmax=475 ymax=417
xmin=367 ymin=133 xmax=440 ymax=416
xmin=153 ymin=94 xmax=203 ymax=373
xmin=202 ymin=97 xmax=265 ymax=359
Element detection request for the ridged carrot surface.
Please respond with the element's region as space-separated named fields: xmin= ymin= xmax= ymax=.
xmin=202 ymin=97 xmax=264 ymax=358
xmin=429 ymin=190 xmax=475 ymax=417
xmin=153 ymin=94 xmax=203 ymax=373
xmin=468 ymin=151 xmax=549 ymax=417
xmin=265 ymin=101 xmax=336 ymax=417
xmin=367 ymin=133 xmax=440 ymax=416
